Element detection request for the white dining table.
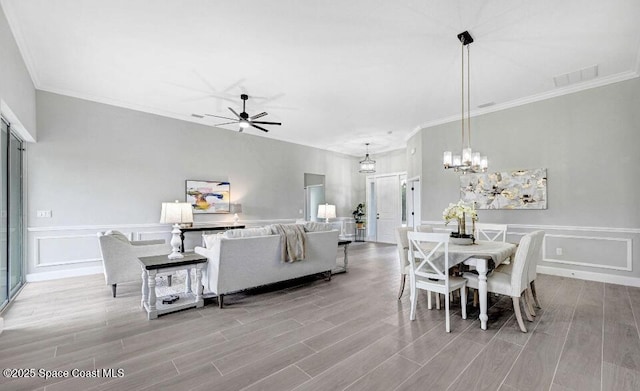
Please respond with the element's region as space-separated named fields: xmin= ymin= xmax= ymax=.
xmin=419 ymin=240 xmax=517 ymax=330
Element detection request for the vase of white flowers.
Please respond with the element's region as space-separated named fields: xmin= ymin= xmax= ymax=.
xmin=442 ymin=201 xmax=478 ymax=242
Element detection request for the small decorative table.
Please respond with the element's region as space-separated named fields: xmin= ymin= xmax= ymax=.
xmin=333 ymin=239 xmax=352 ymax=274
xmin=137 ymin=252 xmax=208 ymax=320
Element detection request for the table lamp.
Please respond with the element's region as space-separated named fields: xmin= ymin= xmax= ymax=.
xmin=160 ymin=200 xmax=194 ymax=259
xmin=317 ymin=203 xmax=336 ymax=224
xmin=230 ymin=203 xmax=243 ymax=225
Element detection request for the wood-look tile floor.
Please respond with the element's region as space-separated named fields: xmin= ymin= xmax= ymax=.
xmin=1 ymin=242 xmax=640 ymax=391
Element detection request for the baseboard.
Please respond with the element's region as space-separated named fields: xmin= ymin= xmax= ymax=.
xmin=26 ymin=266 xmax=103 ymax=282
xmin=537 ymin=265 xmax=640 ymax=288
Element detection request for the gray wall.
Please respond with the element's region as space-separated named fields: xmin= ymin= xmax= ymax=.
xmin=0 ymin=4 xmax=36 ymax=139
xmin=27 ymin=91 xmax=360 ymax=277
xmin=412 ymin=77 xmax=640 ymax=281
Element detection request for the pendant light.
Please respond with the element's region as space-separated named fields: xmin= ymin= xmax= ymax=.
xmin=443 ymin=31 xmax=488 ymax=174
xmin=359 ymin=143 xmax=376 ymax=173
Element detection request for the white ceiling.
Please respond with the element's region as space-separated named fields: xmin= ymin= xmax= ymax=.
xmin=3 ymin=0 xmax=640 ymax=156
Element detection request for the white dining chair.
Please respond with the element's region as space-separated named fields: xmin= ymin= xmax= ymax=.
xmin=394 ymin=226 xmax=413 ymax=299
xmin=493 ymin=230 xmax=544 ymax=317
xmin=474 ymin=223 xmax=508 ymax=242
xmin=463 ymin=230 xmax=544 ymax=332
xmin=408 ymin=232 xmax=467 ymax=332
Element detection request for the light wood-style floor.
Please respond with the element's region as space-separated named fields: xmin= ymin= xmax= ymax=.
xmin=1 ymin=242 xmax=640 ymax=391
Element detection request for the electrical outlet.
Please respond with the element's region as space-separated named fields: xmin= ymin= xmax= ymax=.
xmin=36 ymin=210 xmax=52 ymax=218
xmin=556 ymin=247 xmax=563 ymax=256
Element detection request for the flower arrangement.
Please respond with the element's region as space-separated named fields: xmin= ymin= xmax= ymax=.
xmin=443 ymin=201 xmax=478 ymax=238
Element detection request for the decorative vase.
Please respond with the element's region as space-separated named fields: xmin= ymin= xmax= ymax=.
xmin=458 ymin=213 xmax=466 ymax=236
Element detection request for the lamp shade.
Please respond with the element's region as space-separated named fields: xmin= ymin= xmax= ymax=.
xmin=160 ymin=201 xmax=193 ymax=224
xmin=317 ymin=204 xmax=336 ymax=219
xmin=229 ymin=203 xmax=243 ymax=214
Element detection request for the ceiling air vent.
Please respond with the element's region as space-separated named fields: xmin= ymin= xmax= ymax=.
xmin=553 ymin=65 xmax=599 ymax=87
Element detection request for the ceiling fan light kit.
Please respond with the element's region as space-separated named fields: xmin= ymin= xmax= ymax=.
xmin=195 ymin=94 xmax=281 ymax=133
xmin=443 ymin=30 xmax=488 ymax=174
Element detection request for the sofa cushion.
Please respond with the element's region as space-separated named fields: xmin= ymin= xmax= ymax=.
xmin=303 ymin=222 xmax=334 ymax=232
xmin=105 ymin=230 xmax=130 ymax=243
xmin=223 ymin=227 xmax=274 ymax=239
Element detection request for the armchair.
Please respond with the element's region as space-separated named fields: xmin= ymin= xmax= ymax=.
xmin=97 ymin=231 xmax=171 ymax=297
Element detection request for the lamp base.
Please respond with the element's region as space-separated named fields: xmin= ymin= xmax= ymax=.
xmin=168 ymin=224 xmax=184 ymax=259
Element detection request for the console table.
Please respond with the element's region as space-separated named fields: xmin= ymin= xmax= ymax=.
xmin=138 ymin=252 xmax=207 ymax=320
xmin=179 ymin=224 xmax=244 ymax=252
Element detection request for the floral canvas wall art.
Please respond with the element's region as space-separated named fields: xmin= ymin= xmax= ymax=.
xmin=186 ymin=180 xmax=230 ymax=214
xmin=460 ymin=169 xmax=547 ymax=210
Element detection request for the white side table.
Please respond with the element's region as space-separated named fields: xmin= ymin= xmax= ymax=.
xmin=137 ymin=252 xmax=208 ymax=320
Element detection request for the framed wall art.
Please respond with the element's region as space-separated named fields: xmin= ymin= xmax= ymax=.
xmin=185 ymin=180 xmax=230 ymax=214
xmin=460 ymin=168 xmax=547 ymax=210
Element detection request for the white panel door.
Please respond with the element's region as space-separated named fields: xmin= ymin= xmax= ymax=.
xmin=375 ymin=175 xmax=401 ymax=243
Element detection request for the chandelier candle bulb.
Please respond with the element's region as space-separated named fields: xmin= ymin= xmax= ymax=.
xmin=462 ymin=148 xmax=472 ymax=164
xmin=453 ymin=155 xmax=462 ymax=167
xmin=443 ymin=151 xmax=452 ymax=167
xmin=472 ymin=152 xmax=481 ymax=167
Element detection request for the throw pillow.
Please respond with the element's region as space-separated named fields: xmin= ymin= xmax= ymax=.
xmin=304 ymin=222 xmax=333 ymax=232
xmin=223 ymin=227 xmax=274 ymax=238
xmin=203 ymin=233 xmax=223 ymax=249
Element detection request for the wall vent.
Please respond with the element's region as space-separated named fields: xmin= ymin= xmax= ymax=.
xmin=554 ymin=65 xmax=599 ymax=87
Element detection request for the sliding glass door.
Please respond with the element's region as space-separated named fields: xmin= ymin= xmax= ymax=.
xmin=0 ymin=118 xmax=24 ymax=309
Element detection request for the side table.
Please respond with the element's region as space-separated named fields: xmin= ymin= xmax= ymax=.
xmin=333 ymin=240 xmax=352 ymax=274
xmin=355 ymin=227 xmax=366 ymax=242
xmin=137 ymin=252 xmax=208 ymax=320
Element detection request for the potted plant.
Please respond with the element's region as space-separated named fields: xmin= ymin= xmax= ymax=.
xmin=442 ymin=201 xmax=478 ymax=243
xmin=352 ymin=203 xmax=365 ymax=228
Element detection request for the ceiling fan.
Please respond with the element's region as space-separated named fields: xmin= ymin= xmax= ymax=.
xmin=192 ymin=94 xmax=282 ymax=133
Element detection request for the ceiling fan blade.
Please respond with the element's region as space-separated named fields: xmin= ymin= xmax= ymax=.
xmin=251 ymin=124 xmax=269 ymax=133
xmin=204 ymin=113 xmax=237 ymax=121
xmin=250 ymin=112 xmax=268 ymax=120
xmin=228 ymin=107 xmax=241 ymax=119
xmin=191 ymin=114 xmax=205 ymax=118
xmin=213 ymin=121 xmax=239 ymax=126
xmin=252 ymin=121 xmax=282 ymax=126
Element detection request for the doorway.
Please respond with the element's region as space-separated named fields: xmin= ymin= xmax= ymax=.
xmin=1 ymin=118 xmax=24 ymax=310
xmin=406 ymin=176 xmax=421 ymax=228
xmin=303 ymin=173 xmax=325 ymax=222
xmin=365 ymin=172 xmax=406 ymax=243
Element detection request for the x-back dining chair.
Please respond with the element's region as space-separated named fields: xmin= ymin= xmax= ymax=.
xmin=407 ymin=231 xmax=467 ymax=332
xmin=474 ymin=223 xmax=508 ymax=242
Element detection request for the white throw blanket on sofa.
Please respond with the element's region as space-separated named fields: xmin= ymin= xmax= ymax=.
xmin=271 ymin=223 xmax=307 ymax=262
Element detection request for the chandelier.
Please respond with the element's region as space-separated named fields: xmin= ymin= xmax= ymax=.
xmin=359 ymin=143 xmax=376 ymax=173
xmin=443 ymin=31 xmax=488 ymax=174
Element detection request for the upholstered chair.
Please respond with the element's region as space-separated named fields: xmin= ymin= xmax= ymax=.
xmin=464 ymin=231 xmax=545 ymax=332
xmin=97 ymin=231 xmax=171 ymax=297
xmin=395 ymin=226 xmax=413 ymax=299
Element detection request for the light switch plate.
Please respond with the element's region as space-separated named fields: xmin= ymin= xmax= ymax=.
xmin=36 ymin=210 xmax=52 ymax=218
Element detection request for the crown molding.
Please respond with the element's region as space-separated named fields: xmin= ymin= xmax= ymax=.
xmin=405 ymin=70 xmax=640 ymax=141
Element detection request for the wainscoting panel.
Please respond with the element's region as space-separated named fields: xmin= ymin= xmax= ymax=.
xmin=423 ymin=221 xmax=640 ymax=286
xmin=543 ymin=234 xmax=631 ymax=271
xmin=26 ymin=219 xmax=300 ymax=281
xmin=35 ymin=234 xmax=102 ymax=267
